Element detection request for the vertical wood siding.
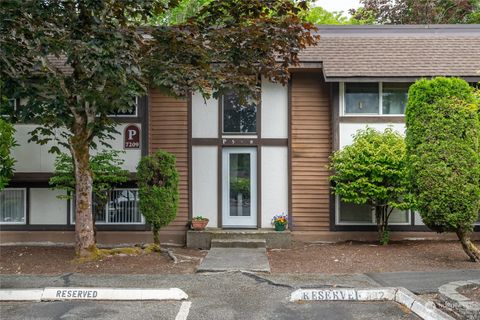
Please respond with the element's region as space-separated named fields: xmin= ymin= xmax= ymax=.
xmin=148 ymin=90 xmax=189 ymax=236
xmin=291 ymin=73 xmax=332 ymax=231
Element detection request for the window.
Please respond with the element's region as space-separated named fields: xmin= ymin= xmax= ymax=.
xmin=342 ymin=83 xmax=410 ymax=115
xmin=108 ymin=97 xmax=138 ymax=117
xmin=336 ymin=197 xmax=410 ymax=225
xmin=1 ymin=99 xmax=18 ymax=118
xmin=0 ymin=189 xmax=26 ymax=224
xmin=72 ymin=189 xmax=143 ymax=224
xmin=222 ymin=91 xmax=257 ymax=134
xmin=344 ymin=83 xmax=379 ymax=114
xmin=382 ymin=83 xmax=409 ymax=115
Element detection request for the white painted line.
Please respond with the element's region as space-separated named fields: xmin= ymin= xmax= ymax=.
xmin=175 ymin=301 xmax=192 ymax=320
xmin=0 ymin=287 xmax=188 ymax=301
xmin=0 ymin=289 xmax=43 ymax=301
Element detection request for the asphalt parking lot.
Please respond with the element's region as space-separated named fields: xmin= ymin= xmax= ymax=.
xmin=0 ymin=299 xmax=419 ymax=320
xmin=0 ymin=272 xmax=424 ymax=320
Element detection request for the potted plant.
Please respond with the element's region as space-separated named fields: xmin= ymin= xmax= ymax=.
xmin=271 ymin=213 xmax=288 ymax=231
xmin=191 ymin=216 xmax=209 ymax=231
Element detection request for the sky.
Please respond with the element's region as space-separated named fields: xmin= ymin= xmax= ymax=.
xmin=314 ymin=0 xmax=361 ymax=14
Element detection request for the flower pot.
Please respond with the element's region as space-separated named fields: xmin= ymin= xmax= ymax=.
xmin=274 ymin=223 xmax=286 ymax=231
xmin=191 ymin=220 xmax=209 ymax=231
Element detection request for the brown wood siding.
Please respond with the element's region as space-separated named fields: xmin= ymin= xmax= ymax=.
xmin=291 ymin=73 xmax=332 ymax=231
xmin=148 ymin=90 xmax=189 ymax=236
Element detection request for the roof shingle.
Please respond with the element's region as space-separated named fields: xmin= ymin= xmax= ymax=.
xmin=299 ymin=25 xmax=480 ymax=80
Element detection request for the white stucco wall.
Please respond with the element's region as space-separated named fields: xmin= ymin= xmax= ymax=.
xmin=339 ymin=123 xmax=406 ymax=149
xmin=261 ymin=79 xmax=288 ymax=139
xmin=12 ymin=124 xmax=141 ymax=173
xmin=414 ymin=212 xmax=425 ymax=225
xmin=93 ymin=124 xmax=142 ymax=173
xmin=261 ymin=146 xmax=288 ymax=228
xmin=192 ymin=146 xmax=218 ymax=227
xmin=29 ymin=188 xmax=67 ymax=224
xmin=192 ymin=93 xmax=218 ymax=138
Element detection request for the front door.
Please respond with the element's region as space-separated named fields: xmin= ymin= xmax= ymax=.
xmin=222 ymin=147 xmax=257 ymax=228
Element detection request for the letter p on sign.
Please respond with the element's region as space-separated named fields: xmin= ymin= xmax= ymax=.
xmin=124 ymin=124 xmax=141 ymax=149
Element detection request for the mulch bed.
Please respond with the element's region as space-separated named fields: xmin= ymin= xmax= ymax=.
xmin=268 ymin=241 xmax=480 ymax=274
xmin=2 ymin=241 xmax=480 ymax=275
xmin=0 ymin=246 xmax=207 ymax=275
xmin=458 ymin=285 xmax=480 ymax=303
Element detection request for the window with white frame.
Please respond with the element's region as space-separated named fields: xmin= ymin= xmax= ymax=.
xmin=341 ymin=83 xmax=410 ymax=116
xmin=336 ymin=196 xmax=410 ymax=225
xmin=71 ymin=189 xmax=144 ymax=224
xmin=0 ymin=189 xmax=26 ymax=224
xmin=108 ymin=97 xmax=139 ymax=117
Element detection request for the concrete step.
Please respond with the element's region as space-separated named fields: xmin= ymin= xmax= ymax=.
xmin=210 ymin=238 xmax=266 ymax=249
xmin=187 ymin=228 xmax=292 ymax=250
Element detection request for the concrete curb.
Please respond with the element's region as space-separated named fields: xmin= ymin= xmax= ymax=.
xmin=0 ymin=287 xmax=188 ymax=302
xmin=438 ymin=279 xmax=480 ymax=320
xmin=290 ymin=287 xmax=453 ymax=320
xmin=0 ymin=289 xmax=44 ymax=301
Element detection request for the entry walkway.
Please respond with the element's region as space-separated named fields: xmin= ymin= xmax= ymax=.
xmin=197 ymin=247 xmax=270 ymax=273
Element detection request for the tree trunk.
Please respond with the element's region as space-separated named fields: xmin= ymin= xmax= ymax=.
xmin=153 ymin=227 xmax=160 ymax=247
xmin=71 ymin=139 xmax=96 ymax=257
xmin=456 ymin=229 xmax=480 ymax=262
xmin=375 ymin=206 xmax=390 ymax=245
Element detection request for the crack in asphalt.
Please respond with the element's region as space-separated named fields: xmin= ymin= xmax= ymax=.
xmin=240 ymin=271 xmax=294 ymax=289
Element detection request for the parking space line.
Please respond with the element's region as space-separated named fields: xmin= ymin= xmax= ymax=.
xmin=175 ymin=301 xmax=192 ymax=320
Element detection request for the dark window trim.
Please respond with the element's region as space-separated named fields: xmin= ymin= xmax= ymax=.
xmin=339 ymin=116 xmax=405 ymax=123
xmin=0 ymin=224 xmax=150 ymax=231
xmin=0 ymin=187 xmax=28 ymax=225
xmin=341 ymin=82 xmax=410 ymax=116
xmin=107 ymin=97 xmax=139 ymax=118
xmin=191 ymin=138 xmax=287 ymax=146
xmin=220 ymin=91 xmax=261 ymax=136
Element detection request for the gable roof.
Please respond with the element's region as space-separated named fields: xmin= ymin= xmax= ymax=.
xmin=299 ymin=25 xmax=480 ymax=82
xmin=48 ymin=25 xmax=480 ymax=82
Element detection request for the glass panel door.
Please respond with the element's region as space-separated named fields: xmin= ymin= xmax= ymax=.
xmin=222 ymin=148 xmax=257 ymax=227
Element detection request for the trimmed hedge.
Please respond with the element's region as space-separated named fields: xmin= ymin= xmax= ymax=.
xmin=0 ymin=119 xmax=16 ymax=190
xmin=137 ymin=150 xmax=179 ymax=246
xmin=405 ymin=77 xmax=480 ymax=261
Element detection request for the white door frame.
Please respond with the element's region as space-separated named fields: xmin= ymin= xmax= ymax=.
xmin=222 ymin=147 xmax=257 ymax=228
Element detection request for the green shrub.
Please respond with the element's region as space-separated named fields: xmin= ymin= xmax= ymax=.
xmin=0 ymin=119 xmax=16 ymax=190
xmin=137 ymin=150 xmax=179 ymax=246
xmin=330 ymin=127 xmax=413 ymax=245
xmin=406 ymin=77 xmax=480 ymax=261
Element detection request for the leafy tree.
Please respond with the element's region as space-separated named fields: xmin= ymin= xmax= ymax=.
xmin=330 ymin=128 xmax=413 ymax=245
xmin=302 ymin=6 xmax=351 ymax=24
xmin=137 ymin=150 xmax=179 ymax=248
xmin=0 ymin=119 xmax=16 ymax=190
xmin=405 ymin=77 xmax=480 ymax=262
xmin=50 ymin=150 xmax=129 ymax=237
xmin=149 ymin=0 xmax=212 ymax=25
xmin=1 ymin=0 xmax=316 ymax=256
xmin=350 ymin=0 xmax=480 ymax=24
